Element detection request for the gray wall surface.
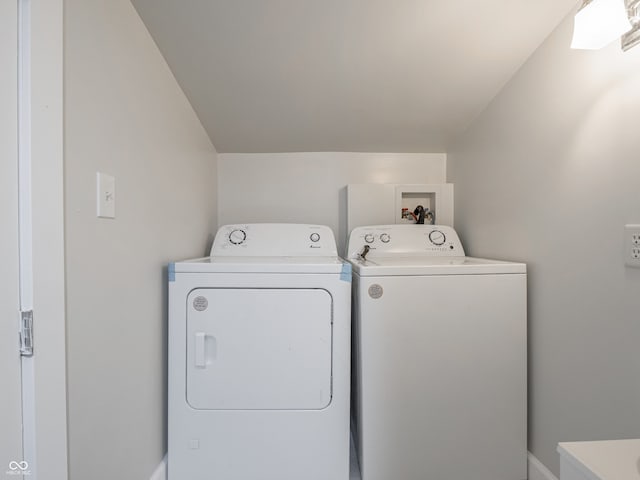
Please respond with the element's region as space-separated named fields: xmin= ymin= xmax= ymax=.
xmin=448 ymin=12 xmax=640 ymax=477
xmin=64 ymin=1 xmax=218 ymax=479
xmin=218 ymin=152 xmax=446 ymax=255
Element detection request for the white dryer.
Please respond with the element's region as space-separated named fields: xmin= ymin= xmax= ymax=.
xmin=168 ymin=224 xmax=351 ymax=480
xmin=347 ymin=225 xmax=527 ymax=480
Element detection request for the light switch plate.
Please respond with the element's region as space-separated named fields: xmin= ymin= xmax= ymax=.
xmin=97 ymin=172 xmax=115 ymax=219
xmin=624 ymin=224 xmax=640 ymax=267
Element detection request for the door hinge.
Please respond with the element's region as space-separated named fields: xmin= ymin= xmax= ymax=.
xmin=19 ymin=309 xmax=34 ymax=356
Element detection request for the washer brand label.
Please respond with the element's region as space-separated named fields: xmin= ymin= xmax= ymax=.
xmin=193 ymin=296 xmax=209 ymax=311
xmin=368 ymin=284 xmax=383 ymax=299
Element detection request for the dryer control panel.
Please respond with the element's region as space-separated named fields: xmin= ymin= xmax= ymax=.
xmin=347 ymin=225 xmax=465 ymax=259
xmin=211 ymin=224 xmax=338 ymax=257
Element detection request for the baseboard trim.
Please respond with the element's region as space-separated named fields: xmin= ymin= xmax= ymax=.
xmin=151 ymin=450 xmax=555 ymax=480
xmin=150 ymin=454 xmax=167 ymax=480
xmin=528 ymin=452 xmax=558 ymax=480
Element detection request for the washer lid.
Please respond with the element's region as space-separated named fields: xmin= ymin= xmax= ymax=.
xmin=350 ymin=256 xmax=526 ymax=276
xmin=173 ymin=256 xmax=349 ymax=274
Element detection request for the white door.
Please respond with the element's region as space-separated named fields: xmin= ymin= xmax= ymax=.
xmin=0 ymin=0 xmax=26 ymax=474
xmin=186 ymin=288 xmax=333 ymax=410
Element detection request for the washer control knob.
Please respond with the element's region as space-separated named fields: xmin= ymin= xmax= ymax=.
xmin=310 ymin=232 xmax=320 ymax=242
xmin=364 ymin=234 xmax=375 ymax=243
xmin=229 ymin=229 xmax=247 ymax=245
xmin=380 ymin=233 xmax=391 ymax=243
xmin=429 ymin=230 xmax=446 ymax=246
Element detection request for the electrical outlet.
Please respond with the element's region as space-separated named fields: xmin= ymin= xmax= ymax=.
xmin=624 ymin=224 xmax=640 ymax=267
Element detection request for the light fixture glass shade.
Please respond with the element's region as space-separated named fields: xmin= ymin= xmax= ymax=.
xmin=571 ymin=0 xmax=633 ymax=49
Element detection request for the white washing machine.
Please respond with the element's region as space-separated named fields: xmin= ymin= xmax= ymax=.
xmin=168 ymin=224 xmax=351 ymax=480
xmin=347 ymin=225 xmax=527 ymax=480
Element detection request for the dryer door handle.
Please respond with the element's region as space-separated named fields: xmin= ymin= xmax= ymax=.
xmin=194 ymin=332 xmax=217 ymax=368
xmin=195 ymin=332 xmax=206 ymax=367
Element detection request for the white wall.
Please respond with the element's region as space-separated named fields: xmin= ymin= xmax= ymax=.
xmin=218 ymin=152 xmax=446 ymax=253
xmin=64 ymin=1 xmax=218 ymax=479
xmin=30 ymin=1 xmax=68 ymax=477
xmin=448 ymin=11 xmax=640 ymax=477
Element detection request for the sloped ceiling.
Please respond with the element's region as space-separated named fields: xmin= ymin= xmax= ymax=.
xmin=131 ymin=0 xmax=576 ymax=153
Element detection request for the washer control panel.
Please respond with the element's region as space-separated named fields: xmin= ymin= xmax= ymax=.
xmin=347 ymin=225 xmax=465 ymax=259
xmin=211 ymin=224 xmax=338 ymax=257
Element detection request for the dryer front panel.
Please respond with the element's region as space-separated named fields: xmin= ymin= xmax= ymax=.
xmin=186 ymin=288 xmax=333 ymax=410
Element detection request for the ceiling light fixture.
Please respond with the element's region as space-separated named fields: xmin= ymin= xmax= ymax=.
xmin=571 ymin=0 xmax=633 ymax=50
xmin=622 ymin=0 xmax=640 ymax=50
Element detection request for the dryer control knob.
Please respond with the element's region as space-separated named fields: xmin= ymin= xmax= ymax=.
xmin=229 ymin=229 xmax=247 ymax=245
xmin=380 ymin=233 xmax=390 ymax=243
xmin=364 ymin=234 xmax=375 ymax=243
xmin=429 ymin=230 xmax=446 ymax=246
xmin=310 ymin=232 xmax=320 ymax=242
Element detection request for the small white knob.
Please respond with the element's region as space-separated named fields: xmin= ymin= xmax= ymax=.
xmin=429 ymin=230 xmax=446 ymax=246
xmin=229 ymin=229 xmax=247 ymax=245
xmin=310 ymin=233 xmax=320 ymax=242
xmin=364 ymin=234 xmax=375 ymax=243
xmin=380 ymin=233 xmax=390 ymax=243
